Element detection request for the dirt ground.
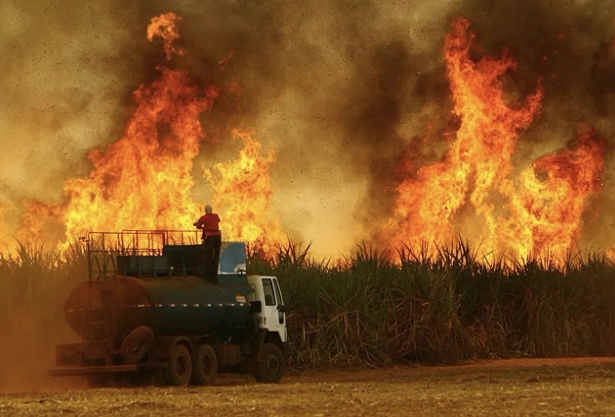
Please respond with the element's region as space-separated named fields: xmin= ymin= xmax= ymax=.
xmin=1 ymin=357 xmax=615 ymax=417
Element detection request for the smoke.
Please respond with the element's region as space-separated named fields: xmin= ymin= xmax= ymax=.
xmin=0 ymin=254 xmax=86 ymax=392
xmin=1 ymin=0 xmax=614 ymax=256
xmin=0 ymin=1 xmax=147 ymax=242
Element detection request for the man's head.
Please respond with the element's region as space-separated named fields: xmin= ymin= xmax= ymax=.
xmin=205 ymin=205 xmax=213 ymax=214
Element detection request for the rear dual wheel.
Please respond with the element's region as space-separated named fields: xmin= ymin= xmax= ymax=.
xmin=165 ymin=344 xmax=192 ymax=386
xmin=165 ymin=342 xmax=218 ymax=386
xmin=191 ymin=343 xmax=218 ymax=385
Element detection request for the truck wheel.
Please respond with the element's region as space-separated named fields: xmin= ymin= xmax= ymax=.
xmin=254 ymin=343 xmax=285 ymax=383
xmin=191 ymin=343 xmax=218 ymax=385
xmin=165 ymin=344 xmax=192 ymax=386
xmin=120 ymin=325 xmax=154 ymax=364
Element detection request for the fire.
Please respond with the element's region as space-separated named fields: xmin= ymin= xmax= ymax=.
xmin=62 ymin=67 xmax=218 ymax=241
xmin=4 ymin=14 xmax=610 ymax=265
xmin=388 ymin=18 xmax=606 ymax=264
xmin=0 ymin=203 xmax=15 ymax=252
xmin=147 ymin=12 xmax=185 ymax=61
xmin=204 ymin=130 xmax=286 ymax=255
xmin=10 ymin=13 xmax=283 ymax=256
xmin=502 ymin=129 xmax=606 ymax=261
xmin=58 ymin=13 xmax=217 ymax=240
xmin=15 ymin=201 xmax=63 ymax=245
xmin=389 ymin=18 xmax=542 ymax=255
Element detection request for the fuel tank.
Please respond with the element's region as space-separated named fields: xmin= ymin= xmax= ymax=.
xmin=64 ymin=239 xmax=253 ymax=342
xmin=64 ymin=275 xmax=253 ymax=341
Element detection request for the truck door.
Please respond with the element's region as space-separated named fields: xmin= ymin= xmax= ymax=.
xmin=261 ymin=277 xmax=287 ymax=343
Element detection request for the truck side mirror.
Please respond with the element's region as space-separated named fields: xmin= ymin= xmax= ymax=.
xmin=277 ymin=305 xmax=292 ymax=313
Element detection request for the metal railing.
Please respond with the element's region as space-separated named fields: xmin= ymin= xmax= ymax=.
xmin=85 ymin=230 xmax=203 ymax=279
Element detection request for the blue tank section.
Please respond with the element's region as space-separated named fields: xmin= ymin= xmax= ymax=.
xmin=63 ymin=238 xmax=255 ymax=342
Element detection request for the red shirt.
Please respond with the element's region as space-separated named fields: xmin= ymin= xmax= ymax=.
xmin=195 ymin=213 xmax=221 ymax=237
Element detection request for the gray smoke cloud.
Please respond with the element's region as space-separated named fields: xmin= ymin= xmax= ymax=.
xmin=1 ymin=0 xmax=613 ymax=256
xmin=0 ymin=1 xmax=149 ymax=204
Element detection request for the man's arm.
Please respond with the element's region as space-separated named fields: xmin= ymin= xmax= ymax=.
xmin=194 ymin=216 xmax=205 ymax=229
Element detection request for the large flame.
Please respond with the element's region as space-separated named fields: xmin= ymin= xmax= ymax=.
xmin=388 ymin=18 xmax=606 ymax=263
xmin=15 ymin=201 xmax=63 ymax=245
xmin=10 ymin=13 xmax=283 ymax=255
xmin=502 ymin=128 xmax=606 ymax=260
xmin=4 ymin=14 xmax=611 ymax=265
xmin=204 ymin=129 xmax=286 ymax=255
xmin=62 ymin=65 xmax=217 ymax=240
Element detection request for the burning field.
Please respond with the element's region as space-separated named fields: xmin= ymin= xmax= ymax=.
xmin=1 ymin=0 xmax=615 ymax=395
xmin=1 ymin=0 xmax=614 ymax=262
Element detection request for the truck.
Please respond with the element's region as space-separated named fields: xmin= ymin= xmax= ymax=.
xmin=49 ymin=230 xmax=289 ymax=386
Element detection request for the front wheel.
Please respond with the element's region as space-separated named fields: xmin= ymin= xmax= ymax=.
xmin=165 ymin=344 xmax=192 ymax=386
xmin=253 ymin=343 xmax=285 ymax=383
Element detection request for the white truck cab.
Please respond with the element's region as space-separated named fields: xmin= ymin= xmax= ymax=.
xmin=247 ymin=275 xmax=288 ymax=344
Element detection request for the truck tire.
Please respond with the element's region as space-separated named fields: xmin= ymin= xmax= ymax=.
xmin=165 ymin=344 xmax=192 ymax=386
xmin=254 ymin=343 xmax=285 ymax=383
xmin=120 ymin=325 xmax=154 ymax=364
xmin=191 ymin=343 xmax=218 ymax=385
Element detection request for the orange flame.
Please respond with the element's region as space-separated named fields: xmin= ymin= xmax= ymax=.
xmin=5 ymin=14 xmax=610 ymax=265
xmin=204 ymin=130 xmax=286 ymax=255
xmin=9 ymin=13 xmax=284 ymax=255
xmin=60 ymin=13 xmax=217 ymax=240
xmin=389 ymin=18 xmax=542 ymax=254
xmin=388 ymin=18 xmax=606 ymax=264
xmin=62 ymin=65 xmax=218 ymax=240
xmin=0 ymin=203 xmax=15 ymax=252
xmin=502 ymin=128 xmax=606 ymax=260
xmin=14 ymin=201 xmax=63 ymax=246
xmin=147 ymin=12 xmax=185 ymax=61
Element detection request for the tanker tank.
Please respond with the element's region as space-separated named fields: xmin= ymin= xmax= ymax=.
xmin=63 ymin=239 xmax=252 ymax=343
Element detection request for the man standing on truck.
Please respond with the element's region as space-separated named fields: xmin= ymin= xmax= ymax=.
xmin=194 ymin=205 xmax=221 ymax=278
xmin=194 ymin=205 xmax=221 ymax=241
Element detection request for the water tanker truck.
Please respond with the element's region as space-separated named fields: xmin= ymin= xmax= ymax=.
xmin=49 ymin=230 xmax=289 ymax=385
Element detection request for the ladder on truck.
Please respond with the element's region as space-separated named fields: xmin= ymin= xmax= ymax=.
xmin=82 ymin=233 xmax=118 ymax=345
xmin=88 ymin=284 xmax=115 ymax=341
